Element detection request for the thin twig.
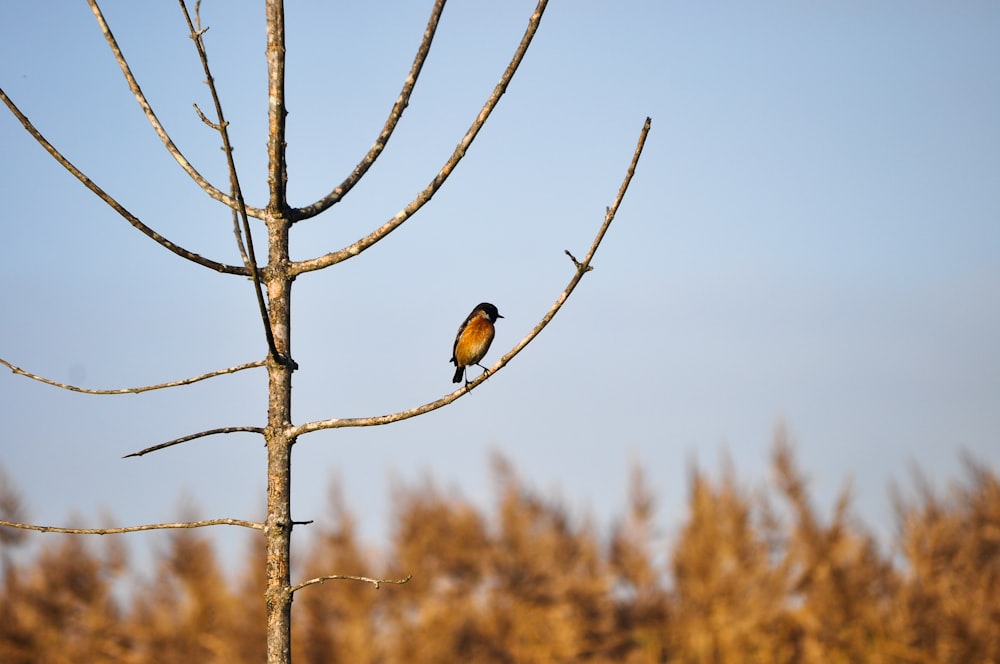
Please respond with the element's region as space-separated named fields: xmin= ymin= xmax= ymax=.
xmin=290 ymin=573 xmax=412 ymax=594
xmin=0 ymin=518 xmax=263 ymax=534
xmin=0 ymin=87 xmax=246 ymax=275
xmin=178 ymin=0 xmax=284 ymax=365
xmin=86 ymin=0 xmax=264 ymax=218
xmin=228 ymin=198 xmax=254 ymax=272
xmin=564 ymin=249 xmax=593 ymax=272
xmin=191 ymin=81 xmax=255 ymax=271
xmin=124 ymin=426 xmax=265 ymax=458
xmin=293 ymin=0 xmax=447 ymax=222
xmin=290 ymin=117 xmax=651 ymax=439
xmin=0 ymin=358 xmax=264 ymax=395
xmin=583 ymin=119 xmax=652 ymax=268
xmin=193 ymin=102 xmax=227 ymax=132
xmin=290 ymin=0 xmax=550 ymax=276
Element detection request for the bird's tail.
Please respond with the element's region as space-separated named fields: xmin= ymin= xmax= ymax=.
xmin=452 ymin=365 xmax=465 ymax=383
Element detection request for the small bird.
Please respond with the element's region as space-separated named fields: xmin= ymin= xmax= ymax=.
xmin=451 ymin=302 xmax=503 ymax=385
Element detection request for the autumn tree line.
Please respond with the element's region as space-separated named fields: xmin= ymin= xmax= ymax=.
xmin=1 ymin=434 xmax=997 ymax=663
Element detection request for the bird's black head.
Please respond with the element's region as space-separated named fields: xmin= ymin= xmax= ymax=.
xmin=476 ymin=302 xmax=503 ymax=322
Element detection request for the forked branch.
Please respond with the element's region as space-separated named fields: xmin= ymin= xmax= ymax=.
xmin=293 ymin=0 xmax=447 ymax=222
xmin=0 ymin=358 xmax=265 ymax=395
xmin=290 ymin=0 xmax=549 ymax=275
xmin=290 ymin=117 xmax=651 ymax=439
xmin=0 ymin=518 xmax=263 ymax=534
xmin=178 ymin=0 xmax=283 ymax=364
xmin=87 ymin=0 xmax=264 ymax=218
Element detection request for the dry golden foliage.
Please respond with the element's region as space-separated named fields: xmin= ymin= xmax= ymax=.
xmin=608 ymin=465 xmax=670 ymax=662
xmin=894 ymin=456 xmax=1000 ymax=663
xmin=294 ymin=481 xmax=382 ymax=664
xmin=123 ymin=529 xmax=247 ymax=663
xmin=670 ymin=456 xmax=794 ymax=663
xmin=0 ymin=465 xmax=28 ymax=552
xmin=0 ymin=535 xmax=130 ymax=663
xmin=1 ymin=438 xmax=998 ymax=662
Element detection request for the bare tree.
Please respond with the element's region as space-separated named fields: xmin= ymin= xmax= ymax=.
xmin=0 ymin=1 xmax=650 ymax=661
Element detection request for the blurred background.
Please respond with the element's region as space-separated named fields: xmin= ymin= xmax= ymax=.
xmin=1 ymin=0 xmax=998 ymax=597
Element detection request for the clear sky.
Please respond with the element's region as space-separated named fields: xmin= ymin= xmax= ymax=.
xmin=2 ymin=2 xmax=998 ymax=569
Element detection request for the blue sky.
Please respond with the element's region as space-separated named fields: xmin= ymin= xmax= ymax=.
xmin=2 ymin=2 xmax=999 ymax=570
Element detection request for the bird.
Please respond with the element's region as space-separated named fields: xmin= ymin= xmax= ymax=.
xmin=450 ymin=302 xmax=503 ymax=385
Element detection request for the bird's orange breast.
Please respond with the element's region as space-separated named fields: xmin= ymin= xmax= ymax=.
xmin=454 ymin=316 xmax=496 ymax=366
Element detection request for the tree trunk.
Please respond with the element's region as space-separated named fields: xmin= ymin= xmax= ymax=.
xmin=264 ymin=1 xmax=292 ymax=657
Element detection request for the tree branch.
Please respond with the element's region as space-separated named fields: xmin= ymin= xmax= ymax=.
xmin=0 ymin=358 xmax=265 ymax=395
xmin=289 ymin=0 xmax=549 ymax=276
xmin=124 ymin=426 xmax=265 ymax=458
xmin=0 ymin=86 xmax=247 ymax=275
xmin=86 ymin=0 xmax=264 ymax=218
xmin=292 ymin=0 xmax=447 ymax=222
xmin=290 ymin=573 xmax=412 ymax=594
xmin=291 ymin=117 xmax=651 ymax=439
xmin=178 ymin=0 xmax=285 ymax=365
xmin=0 ymin=518 xmax=263 ymax=535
